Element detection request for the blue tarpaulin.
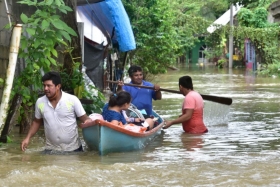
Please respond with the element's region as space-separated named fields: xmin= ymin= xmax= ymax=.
xmin=77 ymin=0 xmax=136 ymax=52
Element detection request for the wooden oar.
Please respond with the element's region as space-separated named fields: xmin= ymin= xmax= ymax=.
xmin=106 ymin=80 xmax=233 ymax=105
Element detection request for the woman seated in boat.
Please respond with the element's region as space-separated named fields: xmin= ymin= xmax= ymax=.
xmin=102 ymin=91 xmax=154 ymax=131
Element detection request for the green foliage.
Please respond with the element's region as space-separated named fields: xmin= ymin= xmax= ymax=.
xmin=58 ymin=63 xmax=105 ymax=113
xmin=228 ymin=0 xmax=277 ymax=8
xmin=186 ymin=0 xmax=229 ymax=21
xmin=12 ymin=0 xmax=77 ymax=124
xmin=233 ymin=2 xmax=280 ymax=76
xmin=253 ymin=8 xmax=269 ymax=28
xmin=218 ymin=58 xmax=227 ymax=68
xmin=81 ymin=85 xmax=105 ymax=114
xmin=0 ymin=78 xmax=4 ymax=88
xmin=208 ymin=25 xmax=280 ymax=65
xmin=237 ymin=8 xmax=254 ymax=27
xmin=6 ymin=136 xmax=12 ymax=143
xmin=13 ymin=0 xmax=104 ymax=123
xmin=205 ymin=32 xmax=227 ymax=60
xmin=238 ymin=7 xmax=270 ymax=28
xmin=122 ymin=0 xmax=279 ymax=79
xmin=123 ymin=0 xmax=178 ymax=74
xmin=126 ymin=0 xmax=280 ymax=78
xmin=59 ymin=62 xmax=83 ymax=91
xmin=258 ymin=61 xmax=280 ymax=77
xmin=123 ymin=0 xmax=213 ymax=76
xmin=205 ymin=0 xmax=280 ymax=77
xmin=14 ymin=0 xmax=76 ymax=110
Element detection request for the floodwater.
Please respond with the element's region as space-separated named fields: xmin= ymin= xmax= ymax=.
xmin=1 ymin=64 xmax=280 ymax=186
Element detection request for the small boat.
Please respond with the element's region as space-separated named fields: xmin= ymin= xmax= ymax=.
xmin=81 ymin=106 xmax=164 ymax=155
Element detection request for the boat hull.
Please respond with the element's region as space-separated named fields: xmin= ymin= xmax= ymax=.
xmin=82 ymin=120 xmax=163 ymax=155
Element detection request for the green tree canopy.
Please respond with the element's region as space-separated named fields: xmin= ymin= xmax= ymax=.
xmin=122 ymin=0 xmax=229 ymax=75
xmin=228 ymin=0 xmax=277 ymax=8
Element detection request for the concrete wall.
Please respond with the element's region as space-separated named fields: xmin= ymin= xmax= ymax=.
xmin=269 ymin=0 xmax=280 ymax=22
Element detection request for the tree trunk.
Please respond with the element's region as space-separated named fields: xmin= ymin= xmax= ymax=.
xmin=61 ymin=0 xmax=82 ymax=74
xmin=0 ymin=94 xmax=21 ymax=142
xmin=19 ymin=103 xmax=33 ymax=134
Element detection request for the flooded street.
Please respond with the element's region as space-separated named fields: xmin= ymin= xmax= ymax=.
xmin=1 ymin=64 xmax=280 ymax=186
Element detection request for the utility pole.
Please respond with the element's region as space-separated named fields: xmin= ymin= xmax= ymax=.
xmin=229 ymin=4 xmax=234 ymax=68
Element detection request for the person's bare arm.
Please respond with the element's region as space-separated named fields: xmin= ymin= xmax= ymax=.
xmin=117 ymin=81 xmax=124 ymax=92
xmin=21 ymin=118 xmax=43 ymax=151
xmin=79 ymin=114 xmax=91 ymax=123
xmin=154 ymin=84 xmax=162 ymax=100
xmin=79 ymin=114 xmax=94 ymax=128
xmin=163 ymin=109 xmax=193 ymax=129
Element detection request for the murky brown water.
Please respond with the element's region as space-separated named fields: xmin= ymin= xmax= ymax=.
xmin=1 ymin=64 xmax=280 ymax=186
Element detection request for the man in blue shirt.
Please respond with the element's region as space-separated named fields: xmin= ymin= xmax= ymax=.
xmin=117 ymin=65 xmax=162 ymax=117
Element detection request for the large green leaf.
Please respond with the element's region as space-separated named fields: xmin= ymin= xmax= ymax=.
xmin=63 ymin=6 xmax=73 ymax=11
xmin=48 ymin=56 xmax=57 ymax=66
xmin=42 ymin=20 xmax=50 ymax=30
xmin=33 ymin=39 xmax=41 ymax=48
xmin=51 ymin=48 xmax=58 ymax=57
xmin=59 ymin=30 xmax=71 ymax=41
xmin=20 ymin=13 xmax=29 ymax=24
xmin=21 ymin=38 xmax=27 ymax=49
xmin=61 ymin=24 xmax=77 ymax=36
xmin=55 ymin=0 xmax=62 ymax=6
xmin=45 ymin=0 xmax=54 ymax=6
xmin=60 ymin=9 xmax=67 ymax=14
xmin=51 ymin=19 xmax=64 ymax=30
xmin=26 ymin=28 xmax=36 ymax=36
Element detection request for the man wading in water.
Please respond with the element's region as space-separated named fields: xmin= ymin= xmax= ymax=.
xmin=163 ymin=76 xmax=208 ymax=134
xmin=21 ymin=71 xmax=93 ymax=153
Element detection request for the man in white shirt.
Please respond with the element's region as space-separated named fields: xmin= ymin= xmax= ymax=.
xmin=21 ymin=71 xmax=93 ymax=152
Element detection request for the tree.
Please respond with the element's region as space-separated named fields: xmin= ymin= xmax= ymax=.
xmin=228 ymin=0 xmax=277 ymax=8
xmin=123 ymin=0 xmax=182 ymax=75
xmin=122 ymin=0 xmax=229 ymax=76
xmin=14 ymin=0 xmax=80 ymax=134
xmin=61 ymin=0 xmax=82 ymax=74
xmin=0 ymin=0 xmax=104 ymax=140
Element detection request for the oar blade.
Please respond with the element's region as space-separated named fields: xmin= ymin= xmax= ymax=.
xmin=201 ymin=94 xmax=232 ymax=105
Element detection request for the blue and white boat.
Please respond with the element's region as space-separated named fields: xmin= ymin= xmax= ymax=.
xmin=81 ymin=106 xmax=164 ymax=155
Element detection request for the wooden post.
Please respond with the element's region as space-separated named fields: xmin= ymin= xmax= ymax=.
xmin=0 ymin=24 xmax=22 ymax=132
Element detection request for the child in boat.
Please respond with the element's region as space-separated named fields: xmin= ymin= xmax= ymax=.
xmin=121 ymin=110 xmax=145 ymax=125
xmin=102 ymin=91 xmax=154 ymax=131
xmin=121 ymin=110 xmax=159 ymax=126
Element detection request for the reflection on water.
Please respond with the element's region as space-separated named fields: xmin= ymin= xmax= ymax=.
xmin=1 ymin=64 xmax=280 ymax=186
xmin=180 ymin=133 xmax=204 ymax=151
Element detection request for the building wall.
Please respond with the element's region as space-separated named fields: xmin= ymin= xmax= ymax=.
xmin=186 ymin=39 xmax=206 ymax=64
xmin=269 ymin=0 xmax=280 ymax=23
xmin=191 ymin=43 xmax=200 ymax=64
